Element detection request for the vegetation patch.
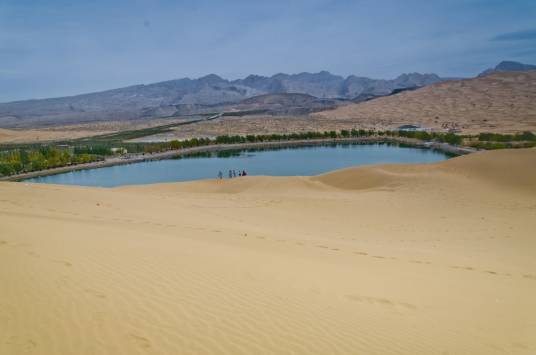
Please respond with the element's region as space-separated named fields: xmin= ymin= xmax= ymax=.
xmin=1 ymin=127 xmax=534 ymax=178
xmin=0 ymin=147 xmax=101 ymax=177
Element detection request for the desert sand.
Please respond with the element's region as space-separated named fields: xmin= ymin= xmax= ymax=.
xmin=0 ymin=128 xmax=106 ymax=144
xmin=1 ymin=148 xmax=536 ymax=354
xmin=314 ymin=71 xmax=536 ymax=134
xmin=0 ymin=119 xmax=187 ymax=144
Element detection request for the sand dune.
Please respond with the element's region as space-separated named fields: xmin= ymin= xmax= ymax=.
xmin=1 ymin=149 xmax=536 ymax=354
xmin=314 ymin=71 xmax=536 ymax=134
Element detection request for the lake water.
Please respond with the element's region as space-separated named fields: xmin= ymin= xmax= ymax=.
xmin=24 ymin=143 xmax=450 ymax=187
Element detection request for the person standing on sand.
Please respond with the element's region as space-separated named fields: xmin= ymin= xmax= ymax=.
xmin=218 ymin=171 xmax=223 ymax=179
xmin=232 ymin=170 xmax=237 ymax=178
xmin=228 ymin=170 xmax=233 ymax=179
xmin=242 ymin=170 xmax=247 ymax=177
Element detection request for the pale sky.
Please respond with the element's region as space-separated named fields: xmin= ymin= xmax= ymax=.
xmin=1 ymin=0 xmax=535 ymax=102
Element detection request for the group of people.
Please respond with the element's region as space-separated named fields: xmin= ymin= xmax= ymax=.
xmin=218 ymin=169 xmax=247 ymax=179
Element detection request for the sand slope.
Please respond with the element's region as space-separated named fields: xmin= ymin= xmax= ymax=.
xmin=314 ymin=71 xmax=536 ymax=134
xmin=1 ymin=149 xmax=536 ymax=354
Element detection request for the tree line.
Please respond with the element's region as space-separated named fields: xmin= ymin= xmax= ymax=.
xmin=478 ymin=131 xmax=536 ymax=142
xmin=2 ymin=129 xmax=534 ymax=177
xmin=0 ymin=147 xmax=101 ymax=177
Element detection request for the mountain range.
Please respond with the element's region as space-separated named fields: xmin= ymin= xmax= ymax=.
xmin=0 ymin=61 xmax=534 ymax=128
xmin=0 ymin=71 xmax=444 ymax=127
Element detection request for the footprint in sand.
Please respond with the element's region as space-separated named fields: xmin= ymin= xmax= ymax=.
xmin=354 ymin=251 xmax=368 ymax=256
xmin=346 ymin=295 xmax=417 ymax=311
xmin=129 ymin=333 xmax=152 ymax=349
xmin=53 ymin=260 xmax=72 ymax=267
xmin=345 ymin=295 xmax=393 ymax=306
xmin=410 ymin=260 xmax=431 ymax=265
xmin=511 ymin=342 xmax=529 ymax=350
xmin=522 ymin=274 xmax=536 ymax=280
xmin=5 ymin=336 xmax=37 ymax=352
xmin=450 ymin=265 xmax=474 ymax=271
xmin=85 ymin=289 xmax=107 ymax=299
xmin=400 ymin=302 xmax=417 ymax=310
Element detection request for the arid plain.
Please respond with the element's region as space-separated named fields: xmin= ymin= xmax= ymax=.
xmin=1 ymin=148 xmax=535 ymax=354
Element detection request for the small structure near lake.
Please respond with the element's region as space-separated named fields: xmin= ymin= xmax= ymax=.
xmin=396 ymin=124 xmax=426 ymax=132
xmin=110 ymin=147 xmax=128 ymax=155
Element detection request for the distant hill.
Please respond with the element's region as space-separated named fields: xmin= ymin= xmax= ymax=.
xmin=314 ymin=71 xmax=536 ymax=134
xmin=233 ymin=93 xmax=347 ymax=115
xmin=0 ymin=71 xmax=444 ymax=127
xmin=479 ymin=61 xmax=536 ymax=77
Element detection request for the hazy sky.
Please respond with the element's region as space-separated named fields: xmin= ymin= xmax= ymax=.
xmin=1 ymin=0 xmax=535 ymax=102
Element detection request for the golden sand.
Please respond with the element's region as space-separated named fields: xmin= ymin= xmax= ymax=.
xmin=314 ymin=71 xmax=536 ymax=134
xmin=1 ymin=149 xmax=535 ymax=354
xmin=0 ymin=119 xmax=186 ymax=144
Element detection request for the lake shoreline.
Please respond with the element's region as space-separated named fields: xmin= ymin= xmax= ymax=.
xmin=1 ymin=136 xmax=476 ymax=182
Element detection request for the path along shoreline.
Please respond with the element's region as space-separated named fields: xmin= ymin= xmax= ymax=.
xmin=0 ymin=136 xmax=476 ymax=182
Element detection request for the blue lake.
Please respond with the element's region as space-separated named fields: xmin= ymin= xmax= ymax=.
xmin=24 ymin=143 xmax=451 ymax=187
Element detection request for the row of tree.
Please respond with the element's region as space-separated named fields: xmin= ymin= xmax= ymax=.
xmin=0 ymin=147 xmax=101 ymax=177
xmin=477 ymin=131 xmax=536 ymax=142
xmin=0 ymin=129 xmax=468 ymax=176
xmin=4 ymin=128 xmax=533 ymax=177
xmin=214 ymin=129 xmax=376 ymax=144
xmin=124 ymin=129 xmax=467 ymax=155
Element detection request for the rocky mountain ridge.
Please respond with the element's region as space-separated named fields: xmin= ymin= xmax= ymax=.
xmin=0 ymin=71 xmax=444 ymax=127
xmin=1 ymin=61 xmax=534 ymax=128
xmin=479 ymin=61 xmax=536 ymax=77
